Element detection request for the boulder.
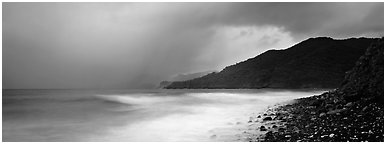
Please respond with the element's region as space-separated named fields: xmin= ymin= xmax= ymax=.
xmin=362 ymin=106 xmax=369 ymax=112
xmin=263 ymin=117 xmax=273 ymax=121
xmin=345 ymin=102 xmax=353 ymax=107
xmin=260 ymin=126 xmax=267 ymax=131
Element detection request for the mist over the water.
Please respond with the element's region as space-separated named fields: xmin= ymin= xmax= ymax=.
xmin=3 ymin=89 xmax=327 ymax=142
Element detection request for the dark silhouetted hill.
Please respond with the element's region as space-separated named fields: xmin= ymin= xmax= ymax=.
xmin=258 ymin=38 xmax=384 ymax=142
xmin=165 ymin=37 xmax=380 ymax=89
xmin=339 ymin=38 xmax=384 ymax=103
xmin=158 ymin=70 xmax=217 ymax=88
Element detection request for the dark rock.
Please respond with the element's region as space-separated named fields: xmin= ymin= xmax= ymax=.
xmin=327 ymin=108 xmax=347 ymax=115
xmin=325 ymin=104 xmax=334 ymax=109
xmin=278 ymin=128 xmax=286 ymax=133
xmin=345 ymin=102 xmax=353 ymax=107
xmin=260 ymin=126 xmax=267 ymax=131
xmin=362 ymin=106 xmax=369 ymax=112
xmin=275 ymin=115 xmax=284 ymax=120
xmin=248 ymin=117 xmax=253 ymax=123
xmin=263 ymin=117 xmax=273 ymax=121
xmin=292 ymin=126 xmax=300 ymax=133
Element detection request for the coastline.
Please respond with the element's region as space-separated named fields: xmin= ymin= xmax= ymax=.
xmin=235 ymin=99 xmax=298 ymax=142
xmin=242 ymin=90 xmax=384 ymax=142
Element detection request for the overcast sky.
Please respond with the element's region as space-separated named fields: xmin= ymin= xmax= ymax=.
xmin=3 ymin=2 xmax=384 ymax=89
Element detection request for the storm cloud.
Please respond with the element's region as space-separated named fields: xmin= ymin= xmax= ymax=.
xmin=3 ymin=2 xmax=383 ymax=89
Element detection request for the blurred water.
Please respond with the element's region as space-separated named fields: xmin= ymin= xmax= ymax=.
xmin=2 ymin=89 xmax=326 ymax=142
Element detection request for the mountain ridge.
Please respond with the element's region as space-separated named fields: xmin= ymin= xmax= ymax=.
xmin=165 ymin=37 xmax=380 ymax=89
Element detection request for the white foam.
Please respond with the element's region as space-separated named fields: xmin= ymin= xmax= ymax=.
xmin=94 ymin=94 xmax=178 ymax=105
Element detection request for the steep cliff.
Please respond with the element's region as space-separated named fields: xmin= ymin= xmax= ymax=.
xmin=340 ymin=38 xmax=384 ymax=103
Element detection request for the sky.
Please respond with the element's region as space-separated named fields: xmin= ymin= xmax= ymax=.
xmin=2 ymin=2 xmax=384 ymax=89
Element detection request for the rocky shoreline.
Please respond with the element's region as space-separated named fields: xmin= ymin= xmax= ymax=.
xmin=244 ymin=90 xmax=383 ymax=142
xmin=242 ymin=38 xmax=384 ymax=142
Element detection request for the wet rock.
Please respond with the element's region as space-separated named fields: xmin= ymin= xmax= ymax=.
xmin=327 ymin=108 xmax=347 ymax=115
xmin=362 ymin=106 xmax=368 ymax=112
xmin=248 ymin=117 xmax=253 ymax=123
xmin=260 ymin=126 xmax=267 ymax=131
xmin=345 ymin=102 xmax=353 ymax=107
xmin=325 ymin=104 xmax=333 ymax=110
xmin=272 ymin=125 xmax=278 ymax=128
xmin=263 ymin=117 xmax=273 ymax=121
xmin=292 ymin=126 xmax=300 ymax=133
xmin=285 ymin=135 xmax=291 ymax=138
xmin=257 ymin=115 xmax=261 ymax=118
xmin=278 ymin=128 xmax=286 ymax=133
xmin=329 ymin=133 xmax=335 ymax=138
xmin=310 ymin=99 xmax=323 ymax=107
xmin=274 ymin=115 xmax=284 ymax=120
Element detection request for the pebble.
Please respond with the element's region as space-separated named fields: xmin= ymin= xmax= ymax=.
xmin=285 ymin=135 xmax=291 ymax=138
xmin=345 ymin=102 xmax=353 ymax=107
xmin=329 ymin=134 xmax=335 ymax=138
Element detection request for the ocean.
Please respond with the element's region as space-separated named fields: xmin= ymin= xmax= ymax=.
xmin=2 ymin=89 xmax=326 ymax=142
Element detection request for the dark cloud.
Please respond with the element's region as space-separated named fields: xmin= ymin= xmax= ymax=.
xmin=3 ymin=3 xmax=383 ymax=89
xmin=217 ymin=3 xmax=383 ymax=39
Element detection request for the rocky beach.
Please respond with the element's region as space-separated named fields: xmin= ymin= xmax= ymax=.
xmin=241 ymin=38 xmax=384 ymax=142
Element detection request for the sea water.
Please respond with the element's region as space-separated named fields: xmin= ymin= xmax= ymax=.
xmin=2 ymin=89 xmax=326 ymax=142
